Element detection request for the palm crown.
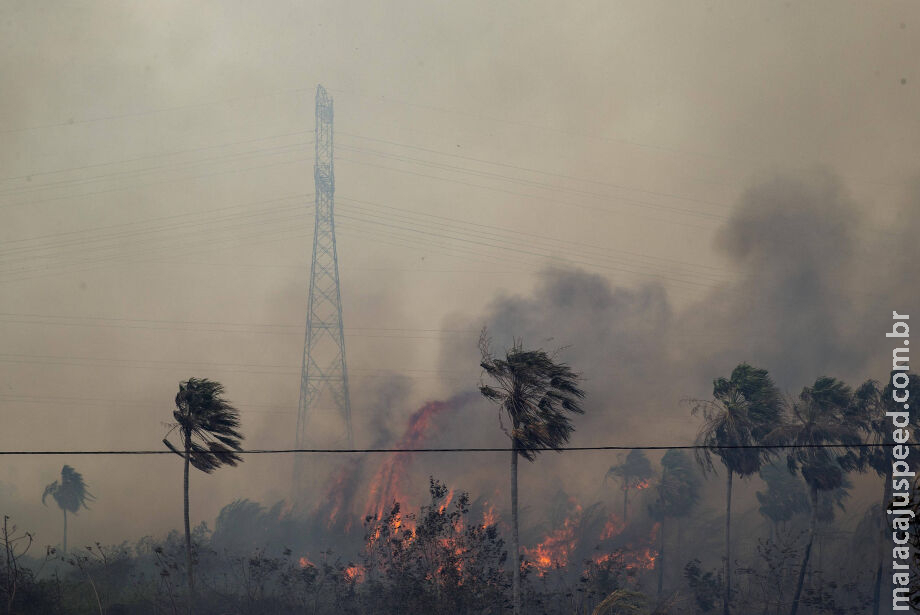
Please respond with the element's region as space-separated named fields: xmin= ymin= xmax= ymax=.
xmin=651 ymin=450 xmax=700 ymax=520
xmin=768 ymin=376 xmax=860 ymax=491
xmin=479 ymin=336 xmax=586 ymax=461
xmin=851 ymin=373 xmax=919 ymax=477
xmin=607 ymin=449 xmax=654 ymax=489
xmin=163 ymin=377 xmax=244 ymax=472
xmin=42 ymin=465 xmax=94 ymax=514
xmin=692 ymin=363 xmax=783 ymax=477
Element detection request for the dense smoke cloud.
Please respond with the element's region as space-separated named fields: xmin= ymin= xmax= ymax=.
xmin=1 ymin=2 xmax=918 ymax=567
xmin=401 ymin=171 xmax=920 ymax=546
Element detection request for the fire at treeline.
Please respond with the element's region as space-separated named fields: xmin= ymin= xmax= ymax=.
xmin=2 ymin=355 xmax=918 ymax=614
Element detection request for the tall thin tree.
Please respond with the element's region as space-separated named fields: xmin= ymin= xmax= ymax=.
xmin=756 ymin=461 xmax=810 ymax=538
xmin=766 ymin=376 xmax=860 ymax=615
xmin=648 ymin=449 xmax=700 ymax=597
xmin=691 ymin=363 xmax=783 ymax=615
xmin=607 ymin=449 xmax=653 ymax=523
xmin=479 ymin=330 xmax=585 ymax=615
xmin=163 ymin=378 xmax=244 ymax=607
xmin=850 ymin=373 xmax=919 ymax=615
xmin=42 ymin=465 xmax=94 ymax=555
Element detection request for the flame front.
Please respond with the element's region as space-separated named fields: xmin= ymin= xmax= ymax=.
xmin=522 ymin=504 xmax=583 ymax=575
xmin=364 ymin=400 xmax=450 ymax=521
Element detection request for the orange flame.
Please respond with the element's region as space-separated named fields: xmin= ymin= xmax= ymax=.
xmin=321 ymin=461 xmax=356 ymax=530
xmin=344 ymin=565 xmax=365 ymax=582
xmin=364 ymin=400 xmax=451 ymax=520
xmin=481 ymin=504 xmax=497 ymax=528
xmin=438 ymin=489 xmax=455 ymax=514
xmin=522 ymin=503 xmax=583 ymax=576
xmin=591 ymin=521 xmax=660 ymax=572
xmin=298 ymin=555 xmax=314 ymax=568
xmin=599 ymin=514 xmax=626 ymax=540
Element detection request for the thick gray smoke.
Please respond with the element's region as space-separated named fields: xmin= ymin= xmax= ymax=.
xmin=406 ymin=171 xmax=920 ymax=547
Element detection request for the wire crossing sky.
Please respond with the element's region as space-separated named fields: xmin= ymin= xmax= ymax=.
xmin=0 ymin=443 xmax=900 ymax=455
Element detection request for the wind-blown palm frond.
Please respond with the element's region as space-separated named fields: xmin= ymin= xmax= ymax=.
xmin=765 ymin=376 xmax=861 ymax=490
xmin=607 ymin=450 xmax=654 ymax=489
xmin=851 ymin=373 xmax=919 ymax=477
xmin=592 ymin=589 xmax=650 ymax=615
xmin=164 ymin=378 xmax=244 ymax=472
xmin=42 ymin=465 xmax=94 ymax=514
xmin=650 ymin=450 xmax=701 ymax=521
xmin=689 ymin=363 xmax=781 ymax=615
xmin=164 ymin=377 xmax=244 ymax=604
xmin=763 ymin=375 xmax=859 ymax=615
xmin=690 ymin=363 xmax=783 ymax=477
xmin=479 ymin=334 xmax=585 ymax=462
xmin=479 ymin=328 xmax=586 ymax=615
xmin=850 ymin=372 xmax=919 ymax=615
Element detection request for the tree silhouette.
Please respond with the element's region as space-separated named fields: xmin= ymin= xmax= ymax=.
xmin=690 ymin=363 xmax=783 ymax=615
xmin=607 ymin=449 xmax=653 ymax=523
xmin=851 ymin=372 xmax=920 ymax=615
xmin=648 ymin=449 xmax=700 ymax=597
xmin=756 ymin=461 xmax=809 ymax=538
xmin=163 ymin=377 xmax=243 ymax=607
xmin=41 ymin=465 xmax=94 ymax=555
xmin=479 ymin=330 xmax=585 ymax=615
xmin=766 ymin=376 xmax=860 ymax=615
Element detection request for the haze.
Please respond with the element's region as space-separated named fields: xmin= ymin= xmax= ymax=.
xmin=0 ymin=0 xmax=917 ymax=555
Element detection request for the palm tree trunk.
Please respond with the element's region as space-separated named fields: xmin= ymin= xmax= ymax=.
xmin=184 ymin=432 xmax=194 ymax=608
xmin=789 ymin=486 xmax=818 ymax=615
xmin=511 ymin=446 xmax=521 ymax=615
xmin=657 ymin=516 xmax=665 ymax=598
xmin=872 ymin=471 xmax=892 ymax=615
xmin=62 ymin=508 xmax=67 ymax=555
xmin=724 ymin=469 xmax=732 ymax=615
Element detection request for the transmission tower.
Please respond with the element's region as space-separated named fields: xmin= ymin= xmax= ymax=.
xmin=293 ymin=85 xmax=353 ymax=499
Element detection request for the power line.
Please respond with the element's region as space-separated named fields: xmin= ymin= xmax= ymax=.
xmin=0 ymin=86 xmax=316 ymax=135
xmin=336 ymin=198 xmax=732 ymax=287
xmin=337 ymin=156 xmax=718 ymax=231
xmin=335 ymin=206 xmax=724 ymax=291
xmin=331 ymin=87 xmax=902 ymax=191
xmin=0 ymin=443 xmax=897 ymax=456
xmin=0 ymin=192 xmax=730 ymax=295
xmin=0 ymin=153 xmax=313 ymax=211
xmin=339 ymin=193 xmax=732 ymax=275
xmin=337 ymin=131 xmax=734 ymax=208
xmin=0 ymin=129 xmax=312 ymax=184
xmin=336 ymin=142 xmax=732 ymax=215
xmin=0 ymin=139 xmax=312 ymax=197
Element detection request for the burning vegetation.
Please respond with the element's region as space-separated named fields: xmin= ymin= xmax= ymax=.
xmin=3 ymin=363 xmax=917 ymax=614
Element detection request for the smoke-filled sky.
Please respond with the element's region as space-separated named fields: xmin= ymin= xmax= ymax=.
xmin=0 ymin=1 xmax=918 ymax=549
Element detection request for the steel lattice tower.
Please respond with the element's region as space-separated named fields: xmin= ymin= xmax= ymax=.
xmin=293 ymin=85 xmax=352 ymax=498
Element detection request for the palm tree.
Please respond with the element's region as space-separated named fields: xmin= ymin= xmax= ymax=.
xmin=690 ymin=363 xmax=783 ymax=615
xmin=163 ymin=378 xmax=244 ymax=604
xmin=851 ymin=373 xmax=920 ymax=615
xmin=607 ymin=449 xmax=653 ymax=522
xmin=478 ymin=330 xmax=585 ymax=615
xmin=649 ymin=450 xmax=700 ymax=597
xmin=766 ymin=376 xmax=860 ymax=615
xmin=42 ymin=465 xmax=94 ymax=554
